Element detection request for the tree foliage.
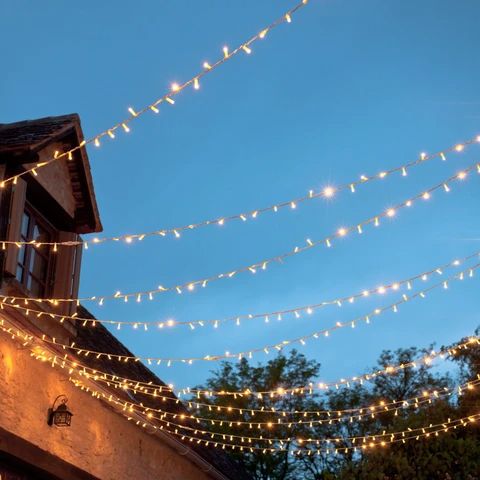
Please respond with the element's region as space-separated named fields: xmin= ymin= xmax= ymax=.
xmin=194 ymin=331 xmax=480 ymax=479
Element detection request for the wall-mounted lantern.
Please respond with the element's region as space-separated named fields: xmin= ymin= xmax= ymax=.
xmin=47 ymin=395 xmax=73 ymax=427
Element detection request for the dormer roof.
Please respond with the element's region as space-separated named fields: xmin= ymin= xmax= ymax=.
xmin=0 ymin=114 xmax=102 ymax=233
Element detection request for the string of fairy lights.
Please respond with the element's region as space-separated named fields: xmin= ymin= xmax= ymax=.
xmin=25 ymin=329 xmax=480 ymax=451
xmin=54 ymin=337 xmax=480 ymax=399
xmin=68 ymin=374 xmax=480 ymax=441
xmin=0 ymin=0 xmax=309 ymax=190
xmin=2 ymin=0 xmax=479 ymax=460
xmin=2 ymin=162 xmax=479 ymax=306
xmin=126 ymin=411 xmax=480 ymax=454
xmin=12 ymin=314 xmax=479 ymax=452
xmin=65 ymin=373 xmax=480 ymax=429
xmin=14 ymin=323 xmax=475 ymax=429
xmin=1 ymin=134 xmax=477 ymax=249
xmin=22 ymin=321 xmax=480 ymax=452
xmin=21 ymin=331 xmax=475 ymax=420
xmin=20 ymin=263 xmax=480 ymax=365
xmin=1 ymin=303 xmax=479 ymax=455
xmin=3 ymin=311 xmax=477 ymax=401
xmin=1 ymin=249 xmax=477 ymax=331
xmin=1 ymin=316 xmax=477 ymax=449
xmin=114 ymin=403 xmax=480 ymax=453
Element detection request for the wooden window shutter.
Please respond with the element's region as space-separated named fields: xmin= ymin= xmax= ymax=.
xmin=71 ymin=241 xmax=83 ymax=300
xmin=67 ymin=241 xmax=83 ymax=317
xmin=4 ymin=177 xmax=27 ymax=276
xmin=0 ymin=164 xmax=5 ymax=209
xmin=52 ymin=231 xmax=82 ymax=316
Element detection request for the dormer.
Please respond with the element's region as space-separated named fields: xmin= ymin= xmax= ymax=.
xmin=0 ymin=114 xmax=102 ymax=333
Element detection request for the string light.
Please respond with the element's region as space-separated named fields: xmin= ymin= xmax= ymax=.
xmin=23 ymin=264 xmax=480 ymax=365
xmin=152 ymin=410 xmax=479 ymax=447
xmin=1 ymin=314 xmax=477 ymax=408
xmin=9 ymin=319 xmax=476 ymax=452
xmin=124 ymin=410 xmax=480 ymax=453
xmin=2 ymin=249 xmax=477 ymax=331
xmin=5 ymin=134 xmax=478 ymax=248
xmin=45 ymin=369 xmax=480 ymax=450
xmin=108 ymin=404 xmax=480 ymax=453
xmin=3 ymin=162 xmax=479 ymax=306
xmin=85 ymin=350 xmax=480 ymax=414
xmin=0 ymin=0 xmax=310 ymax=189
xmin=2 ymin=288 xmax=478 ymax=455
xmin=62 ymin=354 xmax=480 ymax=426
xmin=2 ymin=321 xmax=475 ymax=449
xmin=66 ymin=374 xmax=479 ymax=434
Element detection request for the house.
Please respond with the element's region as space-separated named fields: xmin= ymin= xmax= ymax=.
xmin=0 ymin=114 xmax=248 ymax=480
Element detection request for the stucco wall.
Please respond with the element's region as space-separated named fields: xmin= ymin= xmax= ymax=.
xmin=23 ymin=142 xmax=77 ymax=218
xmin=0 ymin=334 xmax=215 ymax=480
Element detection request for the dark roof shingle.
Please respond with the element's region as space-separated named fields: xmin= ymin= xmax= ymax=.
xmin=0 ymin=114 xmax=80 ymax=153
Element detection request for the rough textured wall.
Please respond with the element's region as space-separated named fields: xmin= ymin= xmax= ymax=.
xmin=24 ymin=142 xmax=76 ymax=217
xmin=0 ymin=335 xmax=215 ymax=480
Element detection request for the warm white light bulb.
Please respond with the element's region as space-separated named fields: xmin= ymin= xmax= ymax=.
xmin=323 ymin=186 xmax=335 ymax=198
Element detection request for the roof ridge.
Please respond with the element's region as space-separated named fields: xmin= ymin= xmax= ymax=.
xmin=0 ymin=113 xmax=80 ymax=129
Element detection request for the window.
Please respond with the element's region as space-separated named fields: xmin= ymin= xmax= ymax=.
xmin=15 ymin=205 xmax=54 ymax=297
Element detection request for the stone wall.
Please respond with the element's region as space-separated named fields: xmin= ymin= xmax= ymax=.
xmin=0 ymin=333 xmax=216 ymax=480
xmin=23 ymin=142 xmax=77 ymax=218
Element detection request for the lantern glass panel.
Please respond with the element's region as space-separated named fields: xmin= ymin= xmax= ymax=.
xmin=56 ymin=412 xmax=69 ymax=426
xmin=53 ymin=406 xmax=72 ymax=427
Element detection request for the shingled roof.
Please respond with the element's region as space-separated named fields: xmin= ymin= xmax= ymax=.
xmin=0 ymin=115 xmax=80 ymax=154
xmin=74 ymin=306 xmax=250 ymax=480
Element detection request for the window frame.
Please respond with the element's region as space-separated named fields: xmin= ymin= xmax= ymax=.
xmin=15 ymin=202 xmax=56 ymax=298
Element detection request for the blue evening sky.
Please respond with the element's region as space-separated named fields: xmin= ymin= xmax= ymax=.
xmin=1 ymin=0 xmax=480 ymax=390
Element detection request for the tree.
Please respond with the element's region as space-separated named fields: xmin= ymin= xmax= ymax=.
xmin=327 ymin=342 xmax=480 ymax=479
xmin=193 ymin=334 xmax=480 ymax=480
xmin=194 ymin=350 xmax=325 ymax=479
